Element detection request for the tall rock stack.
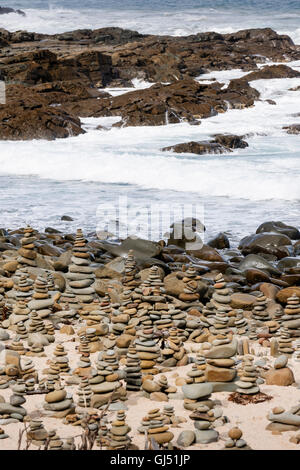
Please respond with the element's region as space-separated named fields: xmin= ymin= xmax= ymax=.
xmin=45 ymin=271 xmax=55 ymax=291
xmin=66 ymin=229 xmax=95 ymax=304
xmin=179 ymin=265 xmax=201 ymax=303
xmin=28 ymin=276 xmax=54 ymax=318
xmin=17 ymin=226 xmax=37 ymax=267
xmin=27 ymin=311 xmax=47 ymax=335
xmin=282 ymin=294 xmax=300 ymax=338
xmin=210 ymin=307 xmax=231 ymax=336
xmin=204 ymin=335 xmax=237 ymax=386
xmin=140 ymin=266 xmax=172 ymax=330
xmin=211 ymin=273 xmax=232 ymax=313
xmin=77 ymin=377 xmax=93 ymax=407
xmin=124 ymin=346 xmax=142 ymax=391
xmin=134 ymin=327 xmax=161 ymax=375
xmin=161 ymin=327 xmax=189 ymax=367
xmin=236 ymin=355 xmax=260 ymax=395
xmin=122 ymin=250 xmax=141 ymax=289
xmin=234 ymin=309 xmax=248 ymax=335
xmin=52 ymin=345 xmax=70 ymax=375
xmin=90 ymin=350 xmax=127 ymax=409
xmin=107 ymin=410 xmax=131 ymax=450
xmin=251 ymin=293 xmax=271 ymax=323
xmin=278 ymin=326 xmax=294 ymax=355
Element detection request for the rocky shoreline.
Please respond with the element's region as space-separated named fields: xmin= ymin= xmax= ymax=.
xmin=0 ymin=220 xmax=300 ymax=449
xmin=0 ymin=27 xmax=300 ymax=140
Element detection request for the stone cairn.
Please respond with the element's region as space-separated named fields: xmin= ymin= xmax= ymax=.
xmin=66 ymin=229 xmax=95 ymax=304
xmin=179 ymin=265 xmax=201 ymax=303
xmin=235 ymin=309 xmax=248 ymax=335
xmin=28 ymin=276 xmax=54 ymax=319
xmin=89 ymin=350 xmax=126 ymax=409
xmin=46 ymin=362 xmax=61 ymax=391
xmin=236 ymin=355 xmax=260 ymax=395
xmin=107 ymin=410 xmax=131 ymax=450
xmin=47 ymin=429 xmax=64 ymax=450
xmin=211 ymin=273 xmax=232 ymax=313
xmin=75 ymin=337 xmax=92 ymax=377
xmin=17 ymin=226 xmax=37 ymax=267
xmin=210 ymin=307 xmax=231 ymax=336
xmin=124 ymin=346 xmax=142 ymax=392
xmin=15 ymin=272 xmax=33 ymax=302
xmin=278 ymin=326 xmax=294 ymax=355
xmin=10 ymin=338 xmax=27 ymax=355
xmin=27 ymin=419 xmax=48 ymax=447
xmin=251 ymin=293 xmax=271 ymax=324
xmin=43 ymin=383 xmax=74 ymax=417
xmin=282 ymin=294 xmax=300 ymax=338
xmin=224 ymin=427 xmax=251 ymax=450
xmin=204 ymin=335 xmax=237 ymax=385
xmin=161 ymin=327 xmax=189 ymax=367
xmin=139 ymin=408 xmax=174 ymax=447
xmin=134 ymin=327 xmax=161 ymax=375
xmin=8 ymin=380 xmax=27 ymax=421
xmin=77 ymin=377 xmax=93 ymax=408
xmin=122 ymin=250 xmax=141 ymax=289
xmin=10 ymin=298 xmax=31 ymax=328
xmin=189 ymin=403 xmax=222 ymax=444
xmin=52 ymin=344 xmax=70 ymax=375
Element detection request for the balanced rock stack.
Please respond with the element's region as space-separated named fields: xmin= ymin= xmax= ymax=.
xmin=179 ymin=265 xmax=201 ymax=303
xmin=182 ymin=379 xmax=215 ymax=412
xmin=52 ymin=344 xmax=70 ymax=374
xmin=189 ymin=404 xmax=222 ymax=444
xmin=234 ymin=309 xmax=249 ymax=335
xmin=236 ymin=355 xmax=260 ymax=395
xmin=9 ymin=298 xmax=31 ymax=327
xmin=186 ymin=362 xmax=207 ymax=385
xmin=28 ymin=276 xmax=54 ymax=318
xmin=45 ymin=271 xmax=55 ymax=291
xmin=122 ymin=250 xmax=141 ymax=288
xmin=74 ymin=339 xmax=92 ymax=377
xmin=211 ymin=273 xmax=232 ymax=312
xmin=204 ymin=335 xmax=237 ymax=387
xmin=77 ymin=377 xmax=93 ymax=407
xmin=90 ymin=350 xmax=127 ymax=409
xmin=282 ymin=294 xmax=300 ymax=338
xmin=15 ymin=273 xmax=34 ymax=302
xmin=251 ymin=294 xmax=271 ymax=323
xmin=43 ymin=383 xmax=74 ymax=417
xmin=124 ymin=346 xmax=142 ymax=391
xmin=45 ymin=362 xmax=61 ymax=391
xmin=21 ymin=358 xmax=38 ymax=382
xmin=134 ymin=327 xmax=161 ymax=375
xmin=27 ymin=311 xmax=47 ymax=335
xmin=10 ymin=339 xmax=26 ymax=355
xmin=278 ymin=327 xmax=294 ymax=355
xmin=140 ymin=408 xmax=174 ymax=446
xmin=209 ymin=307 xmax=231 ymax=336
xmin=107 ymin=410 xmax=131 ymax=450
xmin=66 ymin=229 xmax=95 ymax=304
xmin=224 ymin=427 xmax=251 ymax=450
xmin=17 ymin=226 xmax=37 ymax=267
xmin=6 ymin=380 xmax=27 ymax=421
xmin=27 ymin=419 xmax=49 ymax=447
xmin=47 ymin=429 xmax=64 ymax=450
xmin=161 ymin=327 xmax=189 ymax=367
xmin=15 ymin=322 xmax=28 ymax=340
